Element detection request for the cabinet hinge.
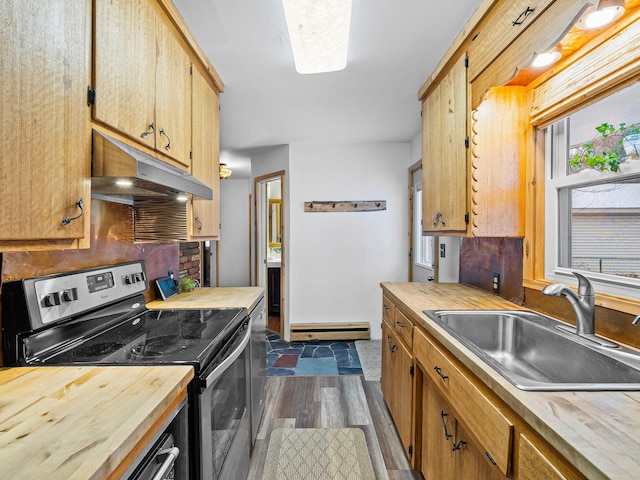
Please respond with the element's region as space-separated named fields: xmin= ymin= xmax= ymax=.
xmin=189 ymin=151 xmax=192 ymax=160
xmin=87 ymin=85 xmax=96 ymax=106
xmin=465 ymin=212 xmax=469 ymax=224
xmin=410 ymin=364 xmax=415 ymax=376
xmin=408 ymin=445 xmax=413 ymax=457
xmin=464 ymin=136 xmax=470 ymax=148
xmin=190 ymin=65 xmax=193 ymax=75
xmin=464 ymin=57 xmax=469 ymax=68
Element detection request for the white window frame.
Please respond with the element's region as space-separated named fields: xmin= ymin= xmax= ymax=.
xmin=544 ymin=119 xmax=640 ymax=300
xmin=413 ymin=184 xmax=435 ymax=269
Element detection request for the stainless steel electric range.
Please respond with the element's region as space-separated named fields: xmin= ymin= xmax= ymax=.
xmin=2 ymin=260 xmax=251 ymax=480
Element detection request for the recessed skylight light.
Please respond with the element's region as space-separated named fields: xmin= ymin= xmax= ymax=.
xmin=281 ymin=0 xmax=352 ymax=74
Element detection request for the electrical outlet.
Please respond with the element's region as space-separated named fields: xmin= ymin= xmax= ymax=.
xmin=492 ymin=272 xmax=500 ymax=292
xmin=168 ymin=270 xmax=174 ymax=279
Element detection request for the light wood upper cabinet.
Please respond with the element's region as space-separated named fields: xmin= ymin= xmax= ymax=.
xmin=422 ymin=54 xmax=469 ymax=235
xmin=93 ymin=0 xmax=156 ymax=151
xmin=467 ymin=0 xmax=556 ymax=83
xmin=0 ymin=0 xmax=91 ymax=249
xmin=155 ymin=16 xmax=192 ymax=167
xmin=470 ymin=86 xmax=527 ymax=237
xmin=189 ymin=66 xmax=220 ymax=240
xmin=94 ymin=0 xmax=192 ymax=168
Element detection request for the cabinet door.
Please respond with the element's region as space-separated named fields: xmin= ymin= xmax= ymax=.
xmin=422 ymin=54 xmax=468 ymax=234
xmin=455 ymin=422 xmax=506 ymax=480
xmin=190 ymin=66 xmax=220 ymax=239
xmin=155 ymin=15 xmax=192 ymax=168
xmin=381 ymin=320 xmax=395 ymax=410
xmin=391 ymin=334 xmax=413 ymax=458
xmin=423 ymin=379 xmax=455 ymax=479
xmin=381 ymin=321 xmax=413 ymax=458
xmin=0 ymin=0 xmax=90 ymax=243
xmin=93 ymin=0 xmax=156 ymax=149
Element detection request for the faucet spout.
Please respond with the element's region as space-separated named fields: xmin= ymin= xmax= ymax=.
xmin=542 ymin=272 xmax=595 ymax=336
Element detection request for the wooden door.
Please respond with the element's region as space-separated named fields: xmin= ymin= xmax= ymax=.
xmin=423 ymin=380 xmax=456 ymax=479
xmin=93 ymin=0 xmax=156 ymax=149
xmin=190 ymin=66 xmax=220 ymax=239
xmin=381 ymin=320 xmax=395 ymax=411
xmin=155 ymin=15 xmax=192 ymax=168
xmin=455 ymin=422 xmax=506 ymax=480
xmin=422 ymin=54 xmax=469 ymax=234
xmin=391 ymin=335 xmax=414 ymax=458
xmin=0 ymin=0 xmax=90 ymax=242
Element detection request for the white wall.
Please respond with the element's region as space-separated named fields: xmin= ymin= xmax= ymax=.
xmin=250 ymin=145 xmax=291 ymax=334
xmin=218 ymin=179 xmax=251 ymax=287
xmin=288 ymin=143 xmax=411 ymax=340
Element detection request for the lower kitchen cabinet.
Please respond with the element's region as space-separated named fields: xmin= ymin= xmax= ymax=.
xmin=380 ymin=288 xmax=588 ymax=479
xmin=381 ymin=318 xmax=414 ymax=459
xmin=423 ymin=378 xmax=504 ymax=480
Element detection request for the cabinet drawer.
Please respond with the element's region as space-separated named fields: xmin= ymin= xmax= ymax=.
xmin=425 ymin=339 xmax=513 ymax=476
xmin=413 ymin=326 xmax=431 ymax=368
xmin=382 ymin=295 xmax=396 ymax=324
xmin=467 ymin=0 xmax=555 ymax=82
xmin=394 ymin=308 xmax=414 ymax=349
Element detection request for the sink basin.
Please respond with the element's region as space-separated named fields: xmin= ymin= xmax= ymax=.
xmin=423 ymin=310 xmax=640 ymax=391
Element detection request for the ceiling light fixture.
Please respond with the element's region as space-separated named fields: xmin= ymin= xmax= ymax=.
xmin=281 ymin=0 xmax=352 ymax=74
xmin=531 ymin=46 xmax=563 ymax=68
xmin=582 ymin=0 xmax=625 ymax=29
xmin=219 ymin=163 xmax=232 ymax=179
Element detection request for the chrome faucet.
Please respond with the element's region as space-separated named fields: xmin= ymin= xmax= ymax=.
xmin=542 ymin=272 xmax=595 ymax=336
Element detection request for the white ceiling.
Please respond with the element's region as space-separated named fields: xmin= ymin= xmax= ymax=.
xmin=172 ymin=0 xmax=484 ymax=157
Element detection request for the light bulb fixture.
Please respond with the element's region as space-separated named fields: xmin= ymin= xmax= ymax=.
xmin=219 ymin=163 xmax=232 ymax=179
xmin=176 ymin=194 xmax=189 ymax=202
xmin=531 ymin=46 xmax=563 ymax=68
xmin=281 ymin=0 xmax=352 ymax=74
xmin=581 ymin=0 xmax=625 ymax=29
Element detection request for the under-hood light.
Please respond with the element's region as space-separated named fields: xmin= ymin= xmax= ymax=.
xmin=281 ymin=0 xmax=352 ymax=74
xmin=116 ymin=179 xmax=133 ymax=187
xmin=176 ymin=194 xmax=189 ymax=202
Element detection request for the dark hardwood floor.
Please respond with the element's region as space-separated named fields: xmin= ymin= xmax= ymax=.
xmin=248 ymin=375 xmax=421 ymax=479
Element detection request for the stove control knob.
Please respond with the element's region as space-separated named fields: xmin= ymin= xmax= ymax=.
xmin=61 ymin=289 xmax=76 ymax=303
xmin=125 ymin=274 xmax=134 ymax=284
xmin=43 ymin=292 xmax=60 ymax=307
xmin=134 ymin=272 xmax=144 ymax=283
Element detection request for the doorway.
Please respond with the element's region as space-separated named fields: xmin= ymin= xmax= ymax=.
xmin=254 ymin=172 xmax=285 ymax=337
xmin=409 ymin=161 xmax=437 ymax=282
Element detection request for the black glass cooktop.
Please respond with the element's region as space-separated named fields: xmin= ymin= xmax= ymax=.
xmin=24 ymin=307 xmax=246 ymax=372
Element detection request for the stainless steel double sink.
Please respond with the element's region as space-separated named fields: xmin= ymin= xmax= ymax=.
xmin=423 ymin=310 xmax=640 ymax=391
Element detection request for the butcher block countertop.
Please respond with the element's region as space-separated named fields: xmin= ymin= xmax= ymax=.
xmin=0 ymin=365 xmax=193 ymax=480
xmin=147 ymin=286 xmax=265 ymax=312
xmin=381 ymin=282 xmax=640 ymax=480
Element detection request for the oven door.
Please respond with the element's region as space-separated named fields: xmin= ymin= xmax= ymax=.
xmin=198 ymin=317 xmax=251 ymax=480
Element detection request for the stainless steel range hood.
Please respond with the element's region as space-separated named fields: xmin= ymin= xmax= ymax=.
xmin=91 ymin=131 xmax=213 ymax=205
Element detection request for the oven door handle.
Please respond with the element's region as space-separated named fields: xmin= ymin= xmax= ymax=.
xmin=151 ymin=446 xmax=180 ymax=480
xmin=201 ymin=319 xmax=251 ymax=389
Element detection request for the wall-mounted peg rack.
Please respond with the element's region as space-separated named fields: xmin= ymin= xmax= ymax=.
xmin=304 ymin=200 xmax=387 ymax=213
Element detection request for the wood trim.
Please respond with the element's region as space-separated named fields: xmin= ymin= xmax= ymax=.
xmin=529 ymin=7 xmax=640 ymax=126
xmin=408 ymin=160 xmax=421 ymax=282
xmin=253 ymin=172 xmax=286 ymax=339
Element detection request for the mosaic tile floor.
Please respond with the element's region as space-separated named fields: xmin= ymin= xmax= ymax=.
xmin=266 ymin=333 xmax=363 ymax=376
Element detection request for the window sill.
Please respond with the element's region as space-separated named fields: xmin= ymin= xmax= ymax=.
xmin=523 ymin=278 xmax=640 ymax=315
